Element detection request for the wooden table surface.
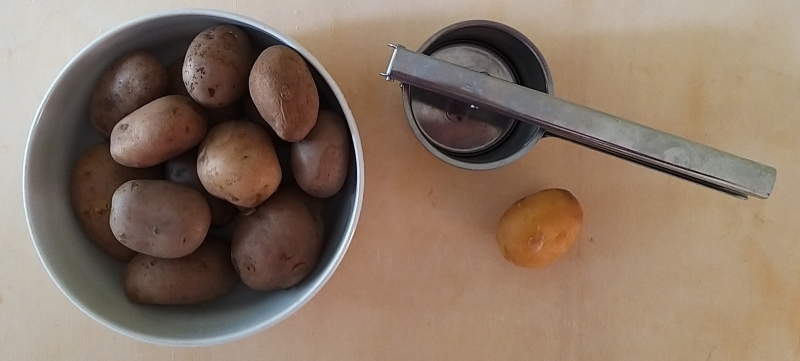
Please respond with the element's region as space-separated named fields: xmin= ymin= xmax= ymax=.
xmin=2 ymin=0 xmax=799 ymax=359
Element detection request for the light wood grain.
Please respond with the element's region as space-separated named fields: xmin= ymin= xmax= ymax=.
xmin=2 ymin=0 xmax=799 ymax=359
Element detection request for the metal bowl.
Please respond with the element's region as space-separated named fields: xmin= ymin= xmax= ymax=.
xmin=22 ymin=9 xmax=364 ymax=346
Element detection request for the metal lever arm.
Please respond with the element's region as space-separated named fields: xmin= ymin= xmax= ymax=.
xmin=382 ymin=45 xmax=776 ymax=199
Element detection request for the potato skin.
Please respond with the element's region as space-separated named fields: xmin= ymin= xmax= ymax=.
xmin=70 ymin=142 xmax=162 ymax=261
xmin=123 ymin=236 xmax=238 ymax=305
xmin=89 ymin=51 xmax=168 ymax=139
xmin=183 ymin=25 xmax=251 ymax=108
xmin=496 ymin=189 xmax=583 ymax=268
xmin=249 ymin=45 xmax=319 ymax=142
xmin=110 ymin=179 xmax=211 ymax=258
xmin=291 ymin=110 xmax=349 ymax=198
xmin=110 ymin=95 xmax=207 ymax=168
xmin=232 ymin=189 xmax=324 ymax=290
xmin=171 ymin=59 xmax=243 ymax=128
xmin=197 ymin=121 xmax=282 ymax=208
xmin=165 ymin=149 xmax=238 ymax=228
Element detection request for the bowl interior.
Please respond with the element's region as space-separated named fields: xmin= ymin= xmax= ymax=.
xmin=24 ymin=10 xmax=362 ymax=346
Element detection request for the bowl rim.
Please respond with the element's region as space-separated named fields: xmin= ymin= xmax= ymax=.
xmin=22 ymin=8 xmax=365 ymax=347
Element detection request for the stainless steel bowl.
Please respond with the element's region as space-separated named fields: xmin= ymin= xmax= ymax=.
xmin=23 ymin=9 xmax=364 ymax=346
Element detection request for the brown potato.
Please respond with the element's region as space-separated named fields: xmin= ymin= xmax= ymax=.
xmin=165 ymin=149 xmax=238 ymax=228
xmin=110 ymin=95 xmax=207 ymax=168
xmin=197 ymin=121 xmax=282 ymax=208
xmin=183 ymin=25 xmax=251 ymax=108
xmin=123 ymin=236 xmax=238 ymax=305
xmin=249 ymin=45 xmax=319 ymax=142
xmin=89 ymin=51 xmax=168 ymax=139
xmin=70 ymin=142 xmax=161 ymax=261
xmin=291 ymin=110 xmax=349 ymax=197
xmin=110 ymin=179 xmax=211 ymax=258
xmin=166 ymin=58 xmax=190 ymax=97
xmin=496 ymin=189 xmax=583 ymax=268
xmin=232 ymin=189 xmax=324 ymax=290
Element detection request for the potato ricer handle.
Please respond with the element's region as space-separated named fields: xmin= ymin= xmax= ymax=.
xmin=381 ymin=45 xmax=776 ymax=199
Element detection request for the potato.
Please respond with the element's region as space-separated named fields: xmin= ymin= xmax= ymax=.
xmin=232 ymin=189 xmax=324 ymax=290
xmin=70 ymin=142 xmax=162 ymax=261
xmin=496 ymin=189 xmax=583 ymax=268
xmin=197 ymin=121 xmax=282 ymax=208
xmin=165 ymin=149 xmax=238 ymax=227
xmin=183 ymin=25 xmax=251 ymax=108
xmin=110 ymin=179 xmax=211 ymax=258
xmin=110 ymin=95 xmax=207 ymax=168
xmin=166 ymin=59 xmax=190 ymax=97
xmin=291 ymin=110 xmax=349 ymax=197
xmin=249 ymin=45 xmax=319 ymax=142
xmin=171 ymin=61 xmax=243 ymax=128
xmin=89 ymin=51 xmax=168 ymax=139
xmin=123 ymin=236 xmax=238 ymax=305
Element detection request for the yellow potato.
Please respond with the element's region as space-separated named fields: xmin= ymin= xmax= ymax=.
xmin=496 ymin=189 xmax=583 ymax=268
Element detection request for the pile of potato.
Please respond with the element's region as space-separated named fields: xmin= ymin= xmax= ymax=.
xmin=70 ymin=25 xmax=350 ymax=305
